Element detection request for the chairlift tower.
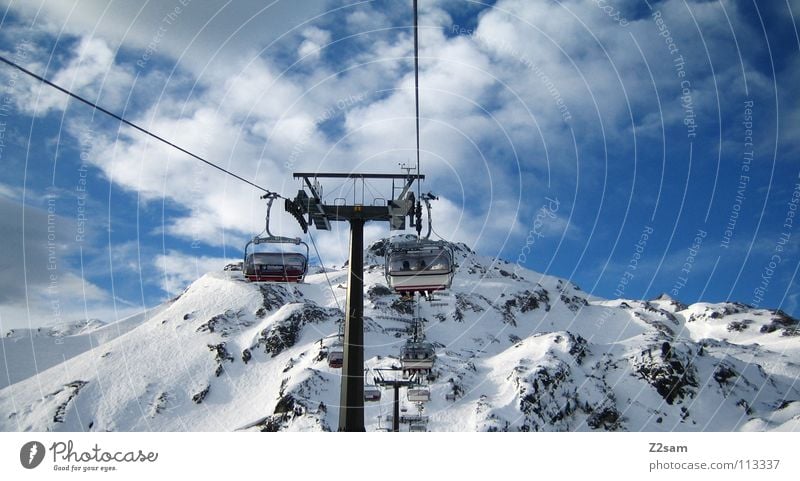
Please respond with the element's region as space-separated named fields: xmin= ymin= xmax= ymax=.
xmin=373 ymin=367 xmax=422 ymax=432
xmin=291 ymin=172 xmax=424 ymax=431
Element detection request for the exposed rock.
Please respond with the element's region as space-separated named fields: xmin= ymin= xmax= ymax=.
xmin=632 ymin=342 xmax=698 ymax=405
xmin=727 ymin=320 xmax=753 ymax=332
xmin=208 ymin=343 xmax=234 ymax=376
xmin=53 ymin=380 xmax=88 ymax=423
xmin=368 ymin=284 xmax=393 ymax=300
xmin=760 ymin=311 xmax=799 ymax=335
xmin=150 ymin=392 xmax=169 ymax=417
xmin=197 ymin=309 xmax=252 ymax=337
xmin=390 ymin=298 xmax=415 ymax=315
xmin=455 ymin=293 xmax=485 ymax=322
xmin=252 ymin=304 xmax=341 ymax=357
xmin=192 ymin=385 xmax=210 ymax=404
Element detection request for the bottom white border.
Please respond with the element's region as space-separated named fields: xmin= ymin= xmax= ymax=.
xmin=1 ymin=432 xmax=796 ymax=480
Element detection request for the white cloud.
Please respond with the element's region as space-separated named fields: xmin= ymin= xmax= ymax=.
xmin=3 ymin=0 xmax=797 ymax=297
xmin=11 ymin=36 xmax=134 ymax=116
xmin=154 ymin=250 xmax=237 ymax=295
xmin=0 ymin=1 xmax=590 ymax=258
xmin=298 ymin=26 xmax=331 ymax=61
xmin=0 ymin=298 xmax=142 ymax=335
xmin=345 ymin=8 xmax=388 ymax=31
xmin=2 ymin=2 xmax=538 ymax=256
xmin=0 ymin=0 xmax=330 ymax=73
xmin=0 ymin=183 xmax=22 ymax=200
xmin=0 ymin=191 xmax=126 ymax=331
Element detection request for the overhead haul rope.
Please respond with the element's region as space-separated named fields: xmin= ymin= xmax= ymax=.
xmin=413 ymin=0 xmax=422 ymax=202
xmin=0 ymin=54 xmax=347 ymax=309
xmin=0 ymin=54 xmax=270 ymax=193
xmin=307 ymin=229 xmax=342 ymax=312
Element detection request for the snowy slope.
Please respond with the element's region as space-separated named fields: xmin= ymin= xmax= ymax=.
xmin=1 ymin=239 xmax=799 ymax=432
xmin=0 ymin=309 xmax=162 ymax=390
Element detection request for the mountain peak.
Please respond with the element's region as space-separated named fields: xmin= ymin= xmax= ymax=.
xmin=2 ymin=246 xmax=799 ymax=432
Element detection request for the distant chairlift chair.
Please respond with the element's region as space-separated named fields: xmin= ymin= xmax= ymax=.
xmin=407 ymin=386 xmax=431 ymax=403
xmin=400 ymin=340 xmax=436 ymax=375
xmin=328 ymin=339 xmax=344 ymax=369
xmin=364 ymin=384 xmax=382 ymax=402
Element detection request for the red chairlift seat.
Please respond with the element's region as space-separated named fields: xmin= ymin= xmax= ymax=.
xmin=243 ymin=252 xmax=307 ymax=283
xmin=328 ymin=351 xmax=344 ymax=368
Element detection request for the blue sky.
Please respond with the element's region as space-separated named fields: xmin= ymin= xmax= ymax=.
xmin=0 ymin=0 xmax=798 ymax=331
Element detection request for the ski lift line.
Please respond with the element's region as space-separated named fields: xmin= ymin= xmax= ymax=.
xmin=0 ymin=54 xmax=270 ymax=194
xmin=306 ymin=228 xmax=342 ymax=312
xmin=413 ymin=0 xmax=421 ymax=201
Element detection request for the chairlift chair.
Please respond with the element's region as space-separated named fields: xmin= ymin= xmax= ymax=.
xmin=243 ymin=249 xmax=308 ymax=283
xmin=363 ymin=369 xmax=382 ymax=401
xmin=400 ymin=340 xmax=436 ymax=372
xmin=407 ymin=386 xmax=430 ymax=403
xmin=243 ymin=193 xmax=310 ymax=283
xmin=385 ymin=239 xmax=454 ymax=293
xmin=364 ymin=384 xmax=382 ymax=402
xmin=385 ymin=192 xmax=455 ymax=293
xmin=328 ymin=343 xmax=344 ymax=368
xmin=408 ymin=420 xmax=427 ymax=432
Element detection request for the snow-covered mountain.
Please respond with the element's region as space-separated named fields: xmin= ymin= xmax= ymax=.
xmin=2 ymin=238 xmax=799 ymax=432
xmin=0 ymin=309 xmax=165 ymax=390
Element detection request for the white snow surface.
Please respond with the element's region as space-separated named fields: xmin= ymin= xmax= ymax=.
xmin=1 ymin=239 xmax=799 ymax=432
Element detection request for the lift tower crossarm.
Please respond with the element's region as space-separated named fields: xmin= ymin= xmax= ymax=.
xmin=293 ymin=173 xmax=423 ymax=204
xmin=291 ymin=171 xmax=425 ymax=432
xmin=292 ymin=173 xmax=424 ymax=229
xmin=292 ymin=172 xmax=425 ymax=180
